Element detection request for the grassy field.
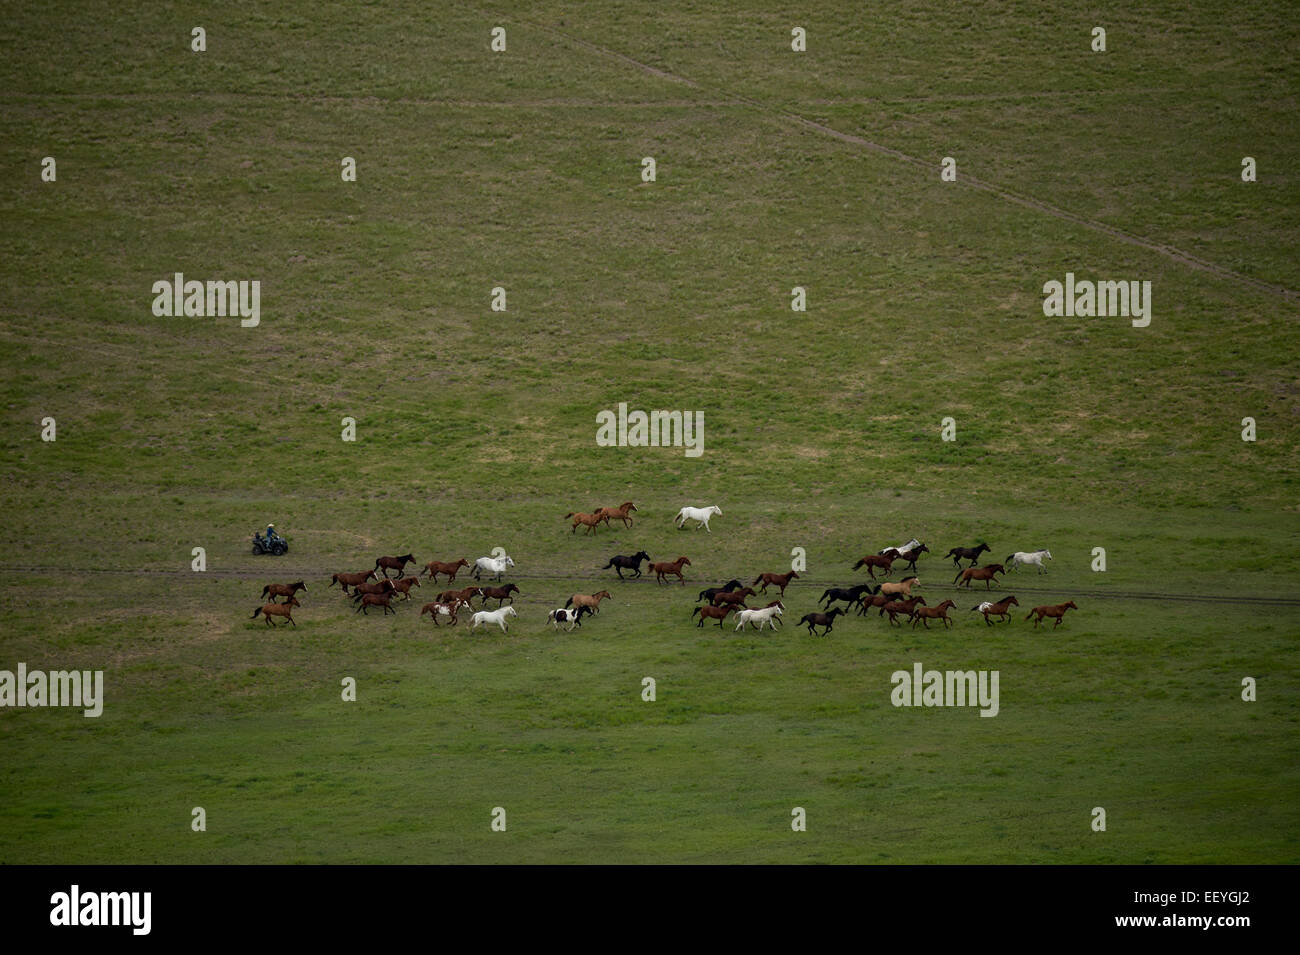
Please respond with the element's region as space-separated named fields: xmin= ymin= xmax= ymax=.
xmin=0 ymin=1 xmax=1297 ymax=863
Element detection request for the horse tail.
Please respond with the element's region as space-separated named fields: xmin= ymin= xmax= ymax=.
xmin=1025 ymin=610 xmax=1033 ymax=620
xmin=953 ymin=570 xmax=963 ymax=584
xmin=564 ymin=596 xmax=573 ymax=609
xmin=564 ymin=513 xmax=574 ymax=519
xmin=690 ymin=607 xmax=700 ymax=619
xmin=252 ymin=607 xmax=262 ymax=619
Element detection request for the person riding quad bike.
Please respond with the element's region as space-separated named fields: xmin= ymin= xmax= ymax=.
xmin=252 ymin=523 xmax=288 ymax=555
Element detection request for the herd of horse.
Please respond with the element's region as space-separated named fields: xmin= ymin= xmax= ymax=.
xmin=249 ymin=529 xmax=1080 ymax=636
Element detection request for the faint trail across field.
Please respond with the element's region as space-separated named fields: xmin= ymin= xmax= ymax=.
xmin=492 ymin=11 xmax=1299 ymax=304
xmin=5 ymin=565 xmax=1298 ymax=608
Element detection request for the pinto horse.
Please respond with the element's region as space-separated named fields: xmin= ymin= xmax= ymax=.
xmin=911 ymin=599 xmax=957 ymax=629
xmin=691 ymin=604 xmax=737 ymax=628
xmin=852 ymin=554 xmax=895 ymax=578
xmin=650 ymin=556 xmax=691 ymax=585
xmin=603 ymin=551 xmax=650 ymax=580
xmin=972 ymin=596 xmax=1019 ymax=625
xmin=375 ymin=554 xmax=416 ymax=578
xmin=262 ymin=581 xmax=307 ymax=602
xmin=252 ymin=597 xmax=300 ymax=626
xmin=798 ymin=608 xmax=846 ymax=636
xmin=1026 ymin=601 xmax=1078 ymax=628
xmin=597 ymin=502 xmax=638 ymax=528
xmin=329 ymin=570 xmax=375 ymax=594
xmin=548 ymin=606 xmax=594 ymax=631
xmin=424 ymin=558 xmax=469 ymax=582
xmin=420 ymin=600 xmax=462 ymax=626
xmin=753 ymin=571 xmax=799 ymax=595
xmin=945 ymin=543 xmax=990 ymax=568
xmin=954 ymin=564 xmax=1006 ymax=590
xmin=564 ymin=511 xmax=606 ymax=535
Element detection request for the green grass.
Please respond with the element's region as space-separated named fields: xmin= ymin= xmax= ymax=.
xmin=0 ymin=0 xmax=1297 ymax=863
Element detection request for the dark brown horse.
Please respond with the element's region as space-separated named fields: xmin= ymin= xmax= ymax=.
xmin=329 ymin=570 xmax=375 ymax=594
xmin=753 ymin=570 xmax=799 ymax=595
xmin=352 ymin=579 xmax=397 ymax=601
xmin=650 ymin=556 xmax=691 ymax=585
xmin=972 ymin=595 xmax=1019 ymax=625
xmin=945 ymin=543 xmax=990 ymax=568
xmin=882 ymin=596 xmax=926 ymax=625
xmin=355 ymin=592 xmax=396 ymax=615
xmin=603 ymin=552 xmax=651 ymax=580
xmin=1026 ymin=601 xmax=1078 ymax=628
xmin=691 ymin=604 xmax=737 ymax=628
xmin=711 ymin=587 xmax=755 ymax=608
xmin=798 ymin=607 xmax=846 ymax=636
xmin=857 ymin=591 xmax=902 ymax=615
xmin=911 ymin=599 xmax=957 ymax=629
xmin=955 ymin=564 xmax=1006 ymax=590
xmin=252 ymin=596 xmax=300 ymax=627
xmin=438 ymin=585 xmax=482 ymax=607
xmin=480 ymin=583 xmax=520 ymax=607
xmin=375 ymin=554 xmax=416 ymax=578
xmin=262 ymin=581 xmax=306 ymax=602
xmin=697 ymin=580 xmax=745 ymax=603
xmin=883 ymin=543 xmax=929 ymax=572
xmin=423 ymin=558 xmax=469 ymax=582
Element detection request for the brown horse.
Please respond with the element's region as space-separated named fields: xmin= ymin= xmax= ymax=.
xmin=650 ymin=556 xmax=691 ymax=585
xmin=438 ymin=585 xmax=482 ymax=607
xmin=711 ymin=587 xmax=755 ymax=608
xmin=252 ymin=596 xmax=300 ymax=627
xmin=352 ymin=579 xmax=397 ymax=600
xmin=753 ymin=571 xmax=799 ymax=595
xmin=480 ymin=584 xmax=520 ymax=607
xmin=375 ymin=554 xmax=416 ymax=578
xmin=565 ymin=591 xmax=612 ymax=613
xmin=262 ymin=581 xmax=307 ymax=602
xmin=329 ymin=570 xmax=375 ymax=594
xmin=852 ymin=554 xmax=895 ymax=578
xmin=1026 ymin=601 xmax=1078 ymax=628
xmin=911 ymin=599 xmax=957 ymax=629
xmin=857 ymin=592 xmax=902 ymax=615
xmin=955 ymin=564 xmax=1006 ymax=590
xmin=389 ymin=576 xmax=421 ymax=600
xmin=355 ymin=592 xmax=396 ymax=615
xmin=797 ymin=607 xmax=846 ymax=636
xmin=945 ymin=543 xmax=990 ymax=568
xmin=597 ymin=502 xmax=638 ymax=528
xmin=972 ymin=595 xmax=1019 ymax=625
xmin=882 ymin=596 xmax=926 ymax=625
xmin=564 ymin=511 xmax=606 ymax=535
xmin=423 ymin=558 xmax=469 ymax=582
xmin=420 ymin=600 xmax=462 ymax=626
xmin=691 ymin=604 xmax=737 ymax=628
xmin=880 ymin=576 xmax=920 ymax=598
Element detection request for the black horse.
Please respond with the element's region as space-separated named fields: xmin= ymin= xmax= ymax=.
xmin=696 ymin=579 xmax=744 ymax=603
xmin=603 ymin=551 xmax=651 ymax=580
xmin=819 ymin=583 xmax=877 ymax=609
xmin=798 ymin=607 xmax=846 ymax=636
xmin=944 ymin=543 xmax=990 ymax=568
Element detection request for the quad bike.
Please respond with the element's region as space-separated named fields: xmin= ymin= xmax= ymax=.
xmin=252 ymin=532 xmax=288 ymax=556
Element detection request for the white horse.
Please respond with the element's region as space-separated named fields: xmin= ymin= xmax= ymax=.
xmin=470 ymin=605 xmax=517 ymax=632
xmin=734 ymin=604 xmax=783 ymax=632
xmin=879 ymin=538 xmax=921 ymax=556
xmin=473 ymin=554 xmax=515 ymax=581
xmin=675 ymin=505 xmax=722 ymax=532
xmin=1006 ymin=550 xmax=1052 ymax=574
